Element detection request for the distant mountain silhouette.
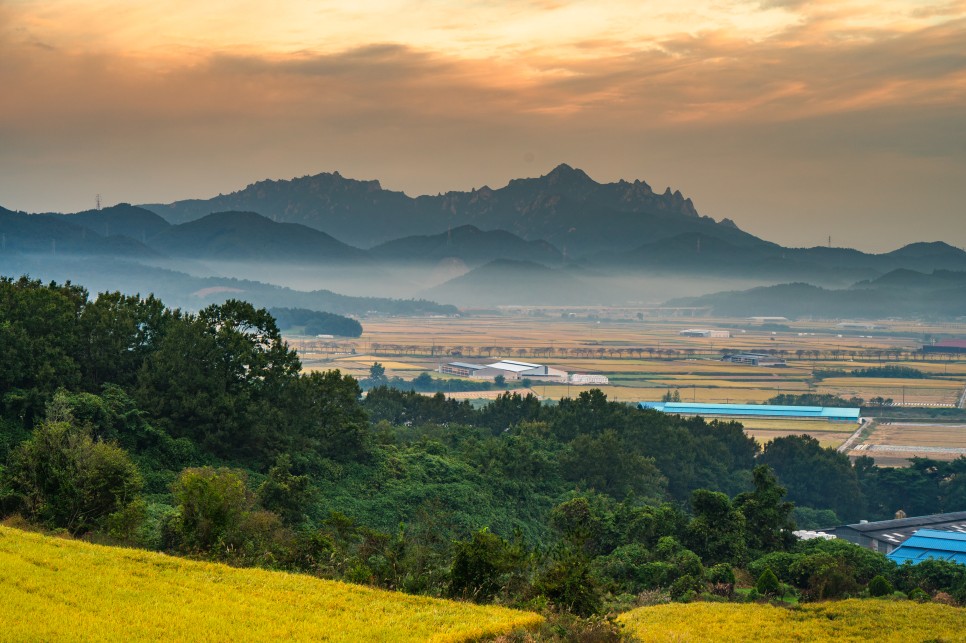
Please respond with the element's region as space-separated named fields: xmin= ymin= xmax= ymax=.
xmin=141 ymin=164 xmax=755 ymax=254
xmin=0 ymin=206 xmax=157 ymax=257
xmin=370 ymin=225 xmax=563 ymax=268
xmin=146 ymin=211 xmax=367 ymax=263
xmin=669 ymin=269 xmax=966 ymax=319
xmin=604 ymin=234 xmax=966 ymax=285
xmin=62 ymin=204 xmax=171 ymax=242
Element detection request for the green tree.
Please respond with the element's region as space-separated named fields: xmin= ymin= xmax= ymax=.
xmin=78 ymin=291 xmax=170 ymax=389
xmin=448 ymin=528 xmax=528 ymax=602
xmin=168 ymin=467 xmax=253 ymax=551
xmin=257 ymin=455 xmax=312 ymax=525
xmin=755 ymin=568 xmax=781 ymax=596
xmin=760 ymin=435 xmax=864 ymax=521
xmin=0 ymin=277 xmax=87 ymax=424
xmin=560 ymin=429 xmax=667 ymax=500
xmin=494 ymin=374 xmax=506 ymax=388
xmin=295 ymin=370 xmax=369 ymax=460
xmin=136 ymin=301 xmax=302 ymax=460
xmin=685 ymin=489 xmax=746 ymax=565
xmin=734 ymin=465 xmax=796 ymax=555
xmin=4 ymin=420 xmax=143 ymax=535
xmin=868 ymin=575 xmax=894 ymax=597
xmin=369 ymin=362 xmax=386 ymax=380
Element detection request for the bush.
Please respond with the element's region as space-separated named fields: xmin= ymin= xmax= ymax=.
xmin=756 ymin=568 xmax=781 ymax=596
xmin=3 ymin=421 xmax=143 ymax=535
xmin=868 ymin=575 xmax=894 ymax=597
xmin=669 ymin=575 xmax=702 ymax=601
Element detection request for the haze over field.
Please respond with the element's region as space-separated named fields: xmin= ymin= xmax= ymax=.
xmin=2 ymin=1 xmax=966 ymax=251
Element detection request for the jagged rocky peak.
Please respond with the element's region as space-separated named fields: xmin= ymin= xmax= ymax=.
xmin=542 ymin=163 xmax=595 ymax=184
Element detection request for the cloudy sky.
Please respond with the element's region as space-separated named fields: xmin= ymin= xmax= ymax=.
xmin=1 ymin=0 xmax=964 ymax=251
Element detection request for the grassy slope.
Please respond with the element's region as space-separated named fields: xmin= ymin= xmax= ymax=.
xmin=619 ymin=600 xmax=966 ymax=642
xmin=0 ymin=526 xmax=541 ymax=642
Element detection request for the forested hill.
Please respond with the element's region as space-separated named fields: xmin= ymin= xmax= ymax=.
xmin=141 ymin=164 xmax=757 ymax=254
xmin=667 ymin=271 xmax=966 ymax=319
xmin=3 ymin=275 xmax=966 ymax=627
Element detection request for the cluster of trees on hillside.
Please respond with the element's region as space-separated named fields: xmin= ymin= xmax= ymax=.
xmin=269 ymin=307 xmax=363 ymax=338
xmin=1 ymin=276 xmax=966 ymax=627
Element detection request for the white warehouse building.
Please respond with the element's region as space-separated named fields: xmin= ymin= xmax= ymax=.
xmin=439 ymin=359 xmax=568 ymax=382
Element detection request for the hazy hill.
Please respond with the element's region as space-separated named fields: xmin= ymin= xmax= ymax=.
xmin=423 ymin=259 xmax=598 ymax=306
xmin=141 ymin=164 xmax=754 ymax=255
xmin=370 ymin=225 xmax=563 ymax=268
xmin=668 ymin=270 xmax=966 ymax=319
xmin=0 ymin=253 xmax=456 ymax=316
xmin=60 ymin=204 xmax=172 ymax=242
xmin=0 ymin=206 xmax=156 ymax=257
xmin=146 ymin=211 xmax=368 ymax=263
xmin=604 ymin=233 xmax=966 ymax=286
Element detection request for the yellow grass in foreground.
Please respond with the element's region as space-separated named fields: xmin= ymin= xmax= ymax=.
xmin=0 ymin=527 xmax=541 ymax=642
xmin=619 ymin=599 xmax=966 ymax=642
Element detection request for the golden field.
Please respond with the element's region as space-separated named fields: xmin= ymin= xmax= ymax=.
xmin=0 ymin=527 xmax=541 ymax=642
xmin=619 ymin=599 xmax=966 ymax=642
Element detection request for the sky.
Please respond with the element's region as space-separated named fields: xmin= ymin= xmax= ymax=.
xmin=1 ymin=0 xmax=964 ymax=252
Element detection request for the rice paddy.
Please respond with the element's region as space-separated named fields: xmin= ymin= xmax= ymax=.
xmin=0 ymin=526 xmax=542 ymax=642
xmin=618 ymin=599 xmax=966 ymax=642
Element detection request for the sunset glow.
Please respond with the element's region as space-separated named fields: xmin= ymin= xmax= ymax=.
xmin=2 ymin=0 xmax=965 ymax=249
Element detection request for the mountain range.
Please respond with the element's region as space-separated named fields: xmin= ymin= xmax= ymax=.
xmin=2 ymin=164 xmax=965 ymax=314
xmin=141 ymin=164 xmax=758 ymax=255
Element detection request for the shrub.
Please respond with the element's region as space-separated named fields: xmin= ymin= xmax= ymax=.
xmin=756 ymin=568 xmax=781 ymax=596
xmin=669 ymin=575 xmax=702 ymax=601
xmin=869 ymin=575 xmax=894 ymax=597
xmin=3 ymin=421 xmax=143 ymax=535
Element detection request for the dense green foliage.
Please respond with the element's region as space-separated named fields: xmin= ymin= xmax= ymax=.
xmin=2 ymin=275 xmax=966 ymax=619
xmin=269 ymin=307 xmax=363 ymax=338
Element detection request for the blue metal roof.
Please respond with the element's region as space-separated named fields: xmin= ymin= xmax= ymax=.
xmin=638 ymin=401 xmax=860 ymax=420
xmin=887 ymin=529 xmax=966 ymax=566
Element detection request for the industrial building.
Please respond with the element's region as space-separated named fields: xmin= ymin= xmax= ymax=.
xmin=822 ymin=511 xmax=966 ymax=554
xmin=679 ymin=329 xmax=731 ymax=338
xmin=887 ymin=529 xmax=966 ymax=565
xmin=922 ymin=340 xmax=966 ymax=355
xmin=638 ymin=402 xmax=860 ymax=422
xmin=439 ymin=362 xmax=495 ymax=378
xmin=721 ymin=352 xmax=787 ymax=367
xmin=440 ymin=359 xmax=568 ymax=382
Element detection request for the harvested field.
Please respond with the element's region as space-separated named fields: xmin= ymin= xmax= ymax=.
xmin=848 ymin=422 xmax=966 ymax=465
xmin=746 ymin=429 xmax=853 ymax=449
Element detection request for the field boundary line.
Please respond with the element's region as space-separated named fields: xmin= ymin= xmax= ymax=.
xmin=838 ymin=420 xmax=871 ymax=454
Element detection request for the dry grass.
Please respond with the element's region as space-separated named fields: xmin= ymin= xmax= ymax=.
xmin=0 ymin=526 xmax=542 ymax=642
xmin=745 ymin=429 xmax=853 ymax=449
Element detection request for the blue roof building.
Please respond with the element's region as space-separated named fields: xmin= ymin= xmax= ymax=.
xmin=638 ymin=402 xmax=860 ymax=422
xmin=887 ymin=529 xmax=966 ymax=565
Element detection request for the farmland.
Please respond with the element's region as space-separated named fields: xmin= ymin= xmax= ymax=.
xmin=0 ymin=526 xmax=542 ymax=642
xmin=618 ymin=599 xmax=966 ymax=642
xmin=849 ymin=422 xmax=966 ymax=465
xmin=287 ymin=312 xmax=966 ymax=462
